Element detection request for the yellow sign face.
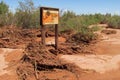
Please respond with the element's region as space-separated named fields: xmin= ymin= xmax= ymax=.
xmin=41 ymin=7 xmax=59 ymax=25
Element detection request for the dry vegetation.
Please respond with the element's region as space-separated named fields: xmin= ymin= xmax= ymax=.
xmin=0 ymin=0 xmax=120 ymax=80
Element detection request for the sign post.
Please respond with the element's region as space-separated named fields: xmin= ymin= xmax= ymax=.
xmin=55 ymin=24 xmax=58 ymax=49
xmin=41 ymin=25 xmax=46 ymax=46
xmin=40 ymin=7 xmax=59 ymax=50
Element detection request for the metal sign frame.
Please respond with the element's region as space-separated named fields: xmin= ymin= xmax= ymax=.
xmin=40 ymin=7 xmax=59 ymax=50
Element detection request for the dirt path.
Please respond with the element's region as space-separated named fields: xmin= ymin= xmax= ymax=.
xmin=0 ymin=48 xmax=23 ymax=80
xmin=60 ymin=54 xmax=120 ymax=80
xmin=95 ymin=28 xmax=120 ymax=55
xmin=61 ymin=54 xmax=120 ymax=74
xmin=0 ymin=53 xmax=8 ymax=75
xmin=59 ymin=28 xmax=120 ymax=80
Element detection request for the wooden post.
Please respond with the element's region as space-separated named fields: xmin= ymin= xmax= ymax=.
xmin=41 ymin=25 xmax=45 ymax=46
xmin=55 ymin=24 xmax=58 ymax=50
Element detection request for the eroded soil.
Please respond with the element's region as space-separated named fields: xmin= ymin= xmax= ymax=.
xmin=0 ymin=25 xmax=120 ymax=80
xmin=59 ymin=27 xmax=120 ymax=80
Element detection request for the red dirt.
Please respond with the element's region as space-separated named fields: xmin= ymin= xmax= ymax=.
xmin=0 ymin=26 xmax=78 ymax=80
xmin=0 ymin=26 xmax=120 ymax=80
xmin=59 ymin=28 xmax=120 ymax=80
xmin=0 ymin=48 xmax=24 ymax=80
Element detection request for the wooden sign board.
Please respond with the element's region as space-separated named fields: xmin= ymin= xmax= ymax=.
xmin=40 ymin=7 xmax=59 ymax=25
xmin=40 ymin=7 xmax=59 ymax=50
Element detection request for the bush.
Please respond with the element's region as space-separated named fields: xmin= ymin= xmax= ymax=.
xmin=0 ymin=1 xmax=9 ymax=26
xmin=90 ymin=26 xmax=101 ymax=31
xmin=68 ymin=26 xmax=97 ymax=43
xmin=1 ymin=0 xmax=120 ymax=30
xmin=60 ymin=12 xmax=109 ymax=32
xmin=108 ymin=15 xmax=120 ymax=29
xmin=15 ymin=0 xmax=40 ymax=28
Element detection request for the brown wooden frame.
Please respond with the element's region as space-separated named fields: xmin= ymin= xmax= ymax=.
xmin=40 ymin=7 xmax=59 ymax=26
xmin=40 ymin=7 xmax=59 ymax=50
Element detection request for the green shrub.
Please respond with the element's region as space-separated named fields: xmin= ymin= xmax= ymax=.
xmin=60 ymin=12 xmax=109 ymax=32
xmin=90 ymin=26 xmax=101 ymax=31
xmin=68 ymin=26 xmax=97 ymax=43
xmin=0 ymin=1 xmax=9 ymax=26
xmin=15 ymin=0 xmax=40 ymax=28
xmin=108 ymin=15 xmax=120 ymax=29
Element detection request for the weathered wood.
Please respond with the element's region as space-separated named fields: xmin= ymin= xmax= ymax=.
xmin=41 ymin=25 xmax=45 ymax=46
xmin=55 ymin=24 xmax=58 ymax=50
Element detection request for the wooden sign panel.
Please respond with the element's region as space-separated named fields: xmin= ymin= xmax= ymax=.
xmin=40 ymin=7 xmax=59 ymax=25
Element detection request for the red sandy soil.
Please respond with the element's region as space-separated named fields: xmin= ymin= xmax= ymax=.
xmin=0 ymin=48 xmax=23 ymax=80
xmin=0 ymin=25 xmax=120 ymax=80
xmin=0 ymin=26 xmax=77 ymax=80
xmin=59 ymin=27 xmax=120 ymax=80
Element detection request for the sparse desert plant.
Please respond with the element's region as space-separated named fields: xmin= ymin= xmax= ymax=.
xmin=68 ymin=26 xmax=97 ymax=43
xmin=15 ymin=0 xmax=40 ymax=28
xmin=90 ymin=26 xmax=101 ymax=31
xmin=0 ymin=1 xmax=9 ymax=26
xmin=108 ymin=15 xmax=120 ymax=29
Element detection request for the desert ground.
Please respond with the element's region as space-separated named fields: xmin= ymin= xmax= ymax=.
xmin=0 ymin=24 xmax=120 ymax=80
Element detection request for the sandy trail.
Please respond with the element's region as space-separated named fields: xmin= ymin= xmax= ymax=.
xmin=61 ymin=54 xmax=120 ymax=73
xmin=0 ymin=48 xmax=23 ymax=80
xmin=95 ymin=28 xmax=120 ymax=55
xmin=59 ymin=28 xmax=120 ymax=80
xmin=0 ymin=54 xmax=8 ymax=75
